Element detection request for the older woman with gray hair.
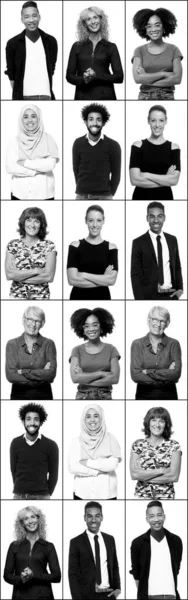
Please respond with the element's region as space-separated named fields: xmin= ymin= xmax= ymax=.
xmin=6 ymin=306 xmax=57 ymax=400
xmin=131 ymin=306 xmax=182 ymax=399
xmin=4 ymin=505 xmax=61 ymax=600
xmin=66 ymin=5 xmax=124 ymax=100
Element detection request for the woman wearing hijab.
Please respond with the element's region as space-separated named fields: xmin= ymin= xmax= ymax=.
xmin=6 ymin=105 xmax=59 ymax=200
xmin=68 ymin=404 xmax=122 ymax=499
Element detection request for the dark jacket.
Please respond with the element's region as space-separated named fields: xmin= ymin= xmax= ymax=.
xmin=130 ymin=527 xmax=183 ymax=600
xmin=131 ymin=231 xmax=183 ymax=299
xmin=5 ymin=28 xmax=58 ymax=99
xmin=4 ymin=538 xmax=61 ymax=599
xmin=68 ymin=530 xmax=121 ymax=600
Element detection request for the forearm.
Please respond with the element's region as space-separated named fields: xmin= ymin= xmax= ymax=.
xmin=130 ymin=173 xmax=160 ymax=187
xmin=6 ymin=268 xmax=39 ymax=282
xmin=147 ymin=367 xmax=181 ymax=383
xmin=68 ymin=273 xmax=97 ymax=288
xmin=6 ymin=161 xmax=36 ymax=177
xmin=153 ymin=74 xmax=181 ymax=86
xmin=68 ymin=459 xmax=99 ymax=476
xmin=82 ymin=272 xmax=116 ymax=286
xmin=90 ymin=373 xmax=118 ymax=385
xmin=134 ymin=70 xmax=169 ymax=84
xmin=144 ymin=172 xmax=179 ymax=186
xmin=148 ymin=473 xmax=176 ymax=483
xmin=24 ymin=157 xmax=56 ymax=173
xmin=22 ymin=367 xmax=56 ymax=383
xmin=131 ymin=367 xmax=156 ymax=383
xmin=87 ymin=457 xmax=118 ymax=472
xmin=131 ymin=467 xmax=165 ymax=481
xmin=23 ymin=273 xmax=53 ymax=283
xmin=71 ymin=371 xmax=105 ymax=384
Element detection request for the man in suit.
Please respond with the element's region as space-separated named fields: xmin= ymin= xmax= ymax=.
xmin=5 ymin=1 xmax=58 ymax=99
xmin=130 ymin=500 xmax=183 ymax=600
xmin=131 ymin=202 xmax=183 ymax=300
xmin=68 ymin=501 xmax=121 ymax=600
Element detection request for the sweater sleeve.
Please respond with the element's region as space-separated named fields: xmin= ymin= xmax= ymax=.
xmin=47 ymin=440 xmax=59 ymax=495
xmin=66 ymin=43 xmax=84 ymax=86
xmin=4 ymin=544 xmax=22 ymax=585
xmin=95 ymin=44 xmax=124 ymax=83
xmin=72 ymin=139 xmax=80 ymax=182
xmin=10 ymin=439 xmax=17 ymax=482
xmin=110 ymin=140 xmax=121 ymax=196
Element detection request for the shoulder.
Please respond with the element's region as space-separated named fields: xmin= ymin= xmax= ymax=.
xmin=7 ymin=238 xmax=20 ymax=248
xmin=109 ymin=242 xmax=117 ymax=250
xmin=44 ymin=239 xmax=56 ymax=250
xmin=104 ymin=135 xmax=121 ymax=150
xmin=41 ymin=435 xmax=58 ymax=449
xmin=40 ymin=335 xmax=56 ymax=347
xmin=171 ymin=142 xmax=180 ymax=150
xmin=132 ymin=140 xmax=142 ymax=148
xmin=45 ymin=133 xmax=57 ymax=146
xmin=131 ymin=531 xmax=148 ymax=547
xmin=6 ymin=31 xmax=25 ymax=46
xmin=70 ymin=532 xmax=86 ymax=545
xmin=70 ymin=240 xmax=80 ymax=248
xmin=132 ymin=233 xmax=148 ymax=245
xmin=40 ymin=29 xmax=57 ymax=45
xmin=6 ymin=335 xmax=20 ymax=347
xmin=132 ymin=438 xmax=145 ymax=449
xmin=73 ymin=136 xmax=86 ymax=146
xmin=11 ymin=435 xmax=23 ymax=446
xmin=101 ymin=532 xmax=115 ymax=544
xmin=163 ymin=232 xmax=177 ymax=244
xmin=165 ymin=529 xmax=182 ymax=545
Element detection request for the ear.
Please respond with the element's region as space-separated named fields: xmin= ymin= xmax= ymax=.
xmin=84 ymin=514 xmax=86 ymax=523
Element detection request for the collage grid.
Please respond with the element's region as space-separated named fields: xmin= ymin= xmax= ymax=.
xmin=0 ymin=1 xmax=187 ymax=599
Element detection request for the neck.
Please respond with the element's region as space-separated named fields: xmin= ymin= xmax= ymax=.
xmin=149 ymin=134 xmax=165 ymax=145
xmin=149 ymin=332 xmax=163 ymax=343
xmin=26 ymin=532 xmax=39 ymax=543
xmin=23 ymin=234 xmax=39 ymax=246
xmin=26 ymin=29 xmax=40 ymax=42
xmin=89 ymin=32 xmax=102 ymax=44
xmin=148 ymin=433 xmax=164 ymax=446
xmin=149 ymin=37 xmax=164 ymax=47
xmin=87 ymin=234 xmax=103 ymax=245
xmin=151 ymin=527 xmax=165 ymax=542
xmin=25 ymin=431 xmax=39 ymax=442
xmin=24 ymin=332 xmax=38 ymax=344
xmin=88 ymin=131 xmax=101 ymax=142
xmin=87 ymin=337 xmax=102 ymax=348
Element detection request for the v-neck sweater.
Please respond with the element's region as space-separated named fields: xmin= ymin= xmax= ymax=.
xmin=10 ymin=434 xmax=59 ymax=495
xmin=73 ymin=134 xmax=121 ymax=195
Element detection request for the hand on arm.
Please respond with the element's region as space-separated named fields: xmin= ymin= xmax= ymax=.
xmin=130 ymin=167 xmax=160 ymax=188
xmin=130 ymin=451 xmax=166 ymax=481
xmin=132 ymin=56 xmax=172 ymax=84
xmin=70 ymin=356 xmax=108 ymax=384
xmin=79 ymin=266 xmax=117 ymax=287
xmin=24 ymin=157 xmax=57 ymax=173
xmin=23 ymin=251 xmax=57 ymax=284
xmin=90 ymin=356 xmax=120 ymax=386
xmin=5 ymin=251 xmax=40 ymax=282
xmin=143 ymin=164 xmax=180 ymax=187
xmin=152 ymin=57 xmax=182 ymax=86
xmin=148 ymin=450 xmax=182 ymax=483
xmin=67 ymin=267 xmax=98 ymax=288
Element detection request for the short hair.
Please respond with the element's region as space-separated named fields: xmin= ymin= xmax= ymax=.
xmin=23 ymin=306 xmax=46 ymax=325
xmin=18 ymin=207 xmax=48 ymax=240
xmin=81 ymin=103 xmax=110 ymax=125
xmin=147 ymin=202 xmax=165 ymax=214
xmin=14 ymin=506 xmax=46 ymax=542
xmin=146 ymin=500 xmax=163 ymax=513
xmin=84 ymin=501 xmax=102 ymax=514
xmin=148 ymin=306 xmax=170 ymax=326
xmin=19 ymin=402 xmax=48 ymax=425
xmin=143 ymin=406 xmax=173 ymax=440
xmin=77 ymin=7 xmax=109 ymax=42
xmin=133 ymin=8 xmax=177 ymax=40
xmin=70 ymin=308 xmax=115 ymax=339
xmin=85 ymin=205 xmax=104 ymax=219
xmin=22 ymin=1 xmax=39 ymax=13
xmin=148 ymin=105 xmax=167 ymax=120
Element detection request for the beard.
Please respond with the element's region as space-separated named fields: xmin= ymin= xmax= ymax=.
xmin=87 ymin=124 xmax=103 ymax=137
xmin=25 ymin=425 xmax=40 ymax=437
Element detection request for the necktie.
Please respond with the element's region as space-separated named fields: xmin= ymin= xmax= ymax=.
xmin=156 ymin=235 xmax=164 ymax=285
xmin=94 ymin=534 xmax=102 ymax=584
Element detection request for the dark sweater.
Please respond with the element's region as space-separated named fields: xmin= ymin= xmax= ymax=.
xmin=10 ymin=434 xmax=59 ymax=495
xmin=73 ymin=134 xmax=121 ymax=195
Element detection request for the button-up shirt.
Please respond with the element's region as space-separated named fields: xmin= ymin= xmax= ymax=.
xmin=149 ymin=230 xmax=172 ymax=289
xmin=6 ymin=333 xmax=57 ymax=386
xmin=131 ymin=333 xmax=182 ymax=386
xmin=86 ymin=530 xmax=110 ymax=587
xmin=86 ymin=131 xmax=104 ymax=147
xmin=23 ymin=431 xmax=42 ymax=446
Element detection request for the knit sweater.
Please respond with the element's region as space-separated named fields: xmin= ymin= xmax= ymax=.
xmin=10 ymin=434 xmax=59 ymax=495
xmin=73 ymin=134 xmax=121 ymax=195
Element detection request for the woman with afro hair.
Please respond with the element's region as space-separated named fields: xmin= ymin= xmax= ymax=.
xmin=132 ymin=8 xmax=183 ymax=100
xmin=129 ymin=406 xmax=182 ymax=499
xmin=69 ymin=307 xmax=120 ymax=399
xmin=66 ymin=5 xmax=124 ymax=100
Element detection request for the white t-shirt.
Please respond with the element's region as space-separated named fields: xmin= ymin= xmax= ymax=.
xmin=23 ymin=36 xmax=51 ymax=96
xmin=148 ymin=535 xmax=176 ymax=595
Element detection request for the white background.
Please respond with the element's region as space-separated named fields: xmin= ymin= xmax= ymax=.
xmin=126 ymin=300 xmax=187 ymax=400
xmin=63 ymin=0 xmax=125 ymax=100
xmin=63 ymin=499 xmax=125 ymax=599
xmin=1 ymin=500 xmax=63 ymax=600
xmin=1 ymin=400 xmax=62 ymax=499
xmin=1 ymin=101 xmax=62 ymax=200
xmin=126 ymin=200 xmax=187 ymax=299
xmin=1 ymin=0 xmax=62 ymax=100
xmin=63 ymin=299 xmax=125 ymax=399
xmin=1 ymin=200 xmax=62 ymax=300
xmin=126 ymin=100 xmax=187 ymax=200
xmin=63 ymin=100 xmax=125 ymax=199
xmin=126 ymin=399 xmax=187 ymax=500
xmin=63 ymin=399 xmax=125 ymax=498
xmin=63 ymin=200 xmax=125 ymax=299
xmin=126 ymin=499 xmax=187 ymax=600
xmin=126 ymin=0 xmax=187 ymax=100
xmin=1 ymin=300 xmax=62 ymax=399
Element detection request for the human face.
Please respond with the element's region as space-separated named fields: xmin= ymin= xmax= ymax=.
xmin=145 ymin=15 xmax=163 ymax=42
xmin=23 ymin=309 xmax=43 ymax=336
xmin=86 ymin=210 xmax=104 ymax=237
xmin=22 ymin=510 xmax=39 ymax=533
xmin=24 ymin=412 xmax=41 ymax=437
xmin=85 ymin=11 xmax=101 ymax=34
xmin=21 ymin=6 xmax=40 ymax=32
xmin=148 ymin=309 xmax=167 ymax=336
xmin=85 ymin=408 xmax=101 ymax=432
xmin=146 ymin=506 xmax=165 ymax=531
xmin=86 ymin=112 xmax=103 ymax=137
xmin=84 ymin=506 xmax=103 ymax=533
xmin=23 ymin=109 xmax=39 ymax=132
xmin=148 ymin=110 xmax=167 ymax=138
xmin=24 ymin=216 xmax=41 ymax=237
xmin=149 ymin=416 xmax=166 ymax=437
xmin=83 ymin=314 xmax=101 ymax=341
xmin=147 ymin=207 xmax=165 ymax=234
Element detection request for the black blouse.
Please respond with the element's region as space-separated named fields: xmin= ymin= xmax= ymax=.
xmin=129 ymin=139 xmax=181 ymax=200
xmin=67 ymin=238 xmax=118 ymax=300
xmin=4 ymin=538 xmax=61 ymax=600
xmin=66 ymin=39 xmax=124 ymax=100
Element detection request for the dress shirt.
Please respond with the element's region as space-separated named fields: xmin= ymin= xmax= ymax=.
xmin=23 ymin=431 xmax=42 ymax=446
xmin=149 ymin=230 xmax=172 ymax=289
xmin=131 ymin=333 xmax=182 ymax=386
xmin=6 ymin=333 xmax=57 ymax=386
xmin=86 ymin=131 xmax=104 ymax=146
xmin=68 ymin=436 xmax=119 ymax=498
xmin=86 ymin=530 xmax=110 ymax=588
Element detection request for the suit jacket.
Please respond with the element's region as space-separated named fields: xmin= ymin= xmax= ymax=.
xmin=68 ymin=530 xmax=121 ymax=600
xmin=5 ymin=28 xmax=58 ymax=99
xmin=130 ymin=527 xmax=183 ymax=600
xmin=131 ymin=231 xmax=183 ymax=299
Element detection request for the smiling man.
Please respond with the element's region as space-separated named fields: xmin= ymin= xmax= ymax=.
xmin=5 ymin=1 xmax=58 ymax=99
xmin=73 ymin=103 xmax=121 ymax=199
xmin=68 ymin=501 xmax=121 ymax=600
xmin=131 ymin=202 xmax=183 ymax=300
xmin=10 ymin=402 xmax=59 ymax=499
xmin=130 ymin=500 xmax=183 ymax=600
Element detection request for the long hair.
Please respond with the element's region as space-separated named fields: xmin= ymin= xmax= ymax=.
xmin=77 ymin=6 xmax=109 ymax=42
xmin=14 ymin=506 xmax=46 ymax=543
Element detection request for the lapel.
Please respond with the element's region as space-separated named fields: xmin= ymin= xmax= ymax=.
xmin=164 ymin=232 xmax=173 ymax=266
xmin=145 ymin=232 xmax=157 ymax=263
xmin=83 ymin=531 xmax=95 ymax=564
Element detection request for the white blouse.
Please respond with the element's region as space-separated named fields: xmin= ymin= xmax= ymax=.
xmin=6 ymin=138 xmax=58 ymax=199
xmin=68 ymin=436 xmax=121 ymax=499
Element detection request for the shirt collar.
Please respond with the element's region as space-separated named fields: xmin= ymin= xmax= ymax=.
xmin=144 ymin=332 xmax=167 ymax=347
xmin=149 ymin=229 xmax=164 ymax=241
xmin=86 ymin=131 xmax=104 ymax=142
xmin=86 ymin=529 xmax=102 ymax=541
xmin=19 ymin=332 xmax=43 ymax=347
xmin=23 ymin=431 xmax=42 ymax=441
